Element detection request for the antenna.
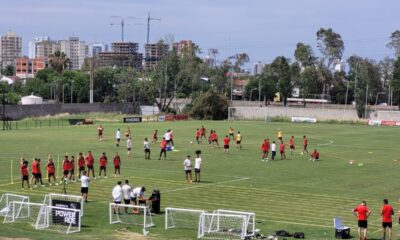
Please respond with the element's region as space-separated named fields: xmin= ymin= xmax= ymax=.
xmin=110 ymin=16 xmax=140 ymax=42
xmin=146 ymin=12 xmax=161 ymax=44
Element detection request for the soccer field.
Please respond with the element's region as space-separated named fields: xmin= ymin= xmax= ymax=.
xmin=0 ymin=120 xmax=399 ymax=239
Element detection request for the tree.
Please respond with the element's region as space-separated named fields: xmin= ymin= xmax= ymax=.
xmin=294 ymin=42 xmax=316 ymax=68
xmin=316 ymin=28 xmax=345 ymax=69
xmin=114 ymin=68 xmax=139 ymax=103
xmin=269 ymin=56 xmax=292 ymax=106
xmin=392 ymin=56 xmax=400 ymax=108
xmin=1 ymin=65 xmax=15 ymax=76
xmin=190 ymin=90 xmax=229 ymax=120
xmin=93 ymin=67 xmax=118 ymax=103
xmin=49 ymin=51 xmax=70 ymax=101
xmin=299 ymin=66 xmax=323 ymax=106
xmin=379 ymin=57 xmax=395 ymax=89
xmin=387 ymin=30 xmax=400 ymax=57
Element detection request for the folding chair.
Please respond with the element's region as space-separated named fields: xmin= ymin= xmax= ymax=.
xmin=334 ymin=217 xmax=350 ymax=239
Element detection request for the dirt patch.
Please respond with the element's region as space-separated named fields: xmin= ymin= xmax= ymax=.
xmin=113 ymin=227 xmax=158 ymax=240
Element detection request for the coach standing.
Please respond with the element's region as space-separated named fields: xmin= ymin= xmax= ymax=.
xmin=80 ymin=171 xmax=89 ymax=203
xmin=352 ymin=201 xmax=371 ymax=240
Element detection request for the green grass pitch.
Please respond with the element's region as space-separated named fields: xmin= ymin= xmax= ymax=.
xmin=0 ymin=120 xmax=399 ymax=239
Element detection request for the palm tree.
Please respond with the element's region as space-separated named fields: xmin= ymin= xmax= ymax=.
xmin=49 ymin=51 xmax=70 ymax=102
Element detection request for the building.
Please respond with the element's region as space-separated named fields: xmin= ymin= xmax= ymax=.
xmin=96 ymin=42 xmax=142 ymax=71
xmin=28 ymin=36 xmax=50 ymax=59
xmin=15 ymin=57 xmax=48 ymax=78
xmin=59 ymin=37 xmax=87 ymax=70
xmin=36 ymin=40 xmax=60 ymax=59
xmin=173 ymin=40 xmax=194 ymax=57
xmin=252 ymin=61 xmax=265 ymax=75
xmin=90 ymin=42 xmax=108 ymax=57
xmin=144 ymin=43 xmax=169 ymax=70
xmin=0 ymin=32 xmax=22 ymax=69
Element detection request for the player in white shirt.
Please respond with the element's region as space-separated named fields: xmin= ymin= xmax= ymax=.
xmin=194 ymin=150 xmax=202 ymax=183
xmin=122 ymin=180 xmax=132 ymax=204
xmin=271 ymin=141 xmax=277 ymax=161
xmin=112 ymin=181 xmax=123 ymax=214
xmin=127 ymin=137 xmax=132 ymax=158
xmin=116 ymin=129 xmax=121 ymax=147
xmin=183 ymin=155 xmax=192 ymax=183
xmin=80 ymin=171 xmax=90 ymax=202
xmin=144 ymin=138 xmax=151 ymax=160
xmin=131 ymin=186 xmax=146 ymax=205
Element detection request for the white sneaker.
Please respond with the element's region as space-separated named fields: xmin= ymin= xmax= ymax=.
xmin=55 ymin=183 xmax=59 ymax=186
xmin=104 ymin=176 xmax=108 ymax=178
xmin=49 ymin=183 xmax=52 ymax=186
xmin=41 ymin=185 xmax=45 ymax=187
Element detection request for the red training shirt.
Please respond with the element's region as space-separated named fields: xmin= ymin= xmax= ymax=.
xmin=63 ymin=160 xmax=70 ymax=171
xmin=99 ymin=156 xmax=107 ymax=167
xmin=21 ymin=164 xmax=28 ymax=176
xmin=279 ymin=143 xmax=285 ymax=151
xmin=382 ymin=204 xmax=394 ymax=223
xmin=78 ymin=157 xmax=85 ymax=168
xmin=86 ymin=154 xmax=94 ymax=166
xmin=223 ymin=137 xmax=230 ymax=145
xmin=31 ymin=161 xmax=37 ymax=174
xmin=47 ymin=162 xmax=55 ymax=174
xmin=289 ymin=138 xmax=294 ymax=146
xmin=354 ymin=205 xmax=370 ymax=221
xmin=114 ymin=156 xmax=120 ymax=166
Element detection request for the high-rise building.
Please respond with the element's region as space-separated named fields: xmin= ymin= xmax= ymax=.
xmin=59 ymin=37 xmax=87 ymax=70
xmin=0 ymin=32 xmax=22 ymax=69
xmin=173 ymin=40 xmax=194 ymax=57
xmin=15 ymin=57 xmax=48 ymax=78
xmin=28 ymin=36 xmax=50 ymax=59
xmin=90 ymin=42 xmax=107 ymax=57
xmin=144 ymin=43 xmax=169 ymax=70
xmin=36 ymin=40 xmax=60 ymax=59
xmin=96 ymin=42 xmax=142 ymax=71
xmin=252 ymin=61 xmax=265 ymax=75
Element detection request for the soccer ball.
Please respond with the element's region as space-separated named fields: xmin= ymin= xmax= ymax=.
xmin=190 ymin=141 xmax=193 ymax=144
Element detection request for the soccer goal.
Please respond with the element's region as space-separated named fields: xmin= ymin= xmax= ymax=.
xmin=165 ymin=207 xmax=206 ymax=230
xmin=214 ymin=209 xmax=256 ymax=237
xmin=378 ymin=110 xmax=400 ymax=122
xmin=0 ymin=193 xmax=29 ymax=217
xmin=109 ymin=203 xmax=155 ymax=234
xmin=3 ymin=201 xmax=47 ymax=229
xmin=43 ymin=193 xmax=84 ymax=217
xmin=36 ymin=205 xmax=81 ymax=234
xmin=198 ymin=212 xmax=248 ymax=239
xmin=228 ymin=107 xmax=267 ymax=123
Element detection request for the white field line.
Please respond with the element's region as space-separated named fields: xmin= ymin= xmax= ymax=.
xmin=163 ymin=177 xmax=250 ymax=194
xmin=317 ymin=140 xmax=334 ymax=146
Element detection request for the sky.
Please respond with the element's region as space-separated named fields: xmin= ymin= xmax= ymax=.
xmin=1 ymin=0 xmax=399 ymax=70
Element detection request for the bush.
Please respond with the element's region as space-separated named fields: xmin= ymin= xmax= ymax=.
xmin=190 ymin=91 xmax=229 ymax=120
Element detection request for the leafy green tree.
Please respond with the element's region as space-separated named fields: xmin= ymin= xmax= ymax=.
xmin=299 ymin=66 xmax=323 ymax=106
xmin=93 ymin=67 xmax=118 ymax=103
xmin=1 ymin=65 xmax=15 ymax=76
xmin=316 ymin=28 xmax=345 ymax=69
xmin=114 ymin=68 xmax=139 ymax=103
xmin=392 ymin=56 xmax=400 ymax=108
xmin=49 ymin=51 xmax=70 ymax=101
xmin=60 ymin=70 xmax=89 ymax=103
xmin=387 ymin=30 xmax=400 ymax=57
xmin=269 ymin=56 xmax=292 ymax=106
xmin=294 ymin=43 xmax=316 ymax=68
xmin=190 ymin=90 xmax=229 ymax=120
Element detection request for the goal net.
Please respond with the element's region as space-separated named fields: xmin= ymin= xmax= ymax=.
xmin=37 ymin=205 xmax=81 ymax=234
xmin=3 ymin=201 xmax=47 ymax=229
xmin=228 ymin=107 xmax=267 ymax=122
xmin=43 ymin=193 xmax=84 ymax=217
xmin=109 ymin=203 xmax=155 ymax=234
xmin=378 ymin=111 xmax=400 ymax=122
xmin=0 ymin=193 xmax=29 ymax=217
xmin=165 ymin=207 xmax=206 ymax=230
xmin=198 ymin=212 xmax=247 ymax=239
xmin=214 ymin=209 xmax=256 ymax=237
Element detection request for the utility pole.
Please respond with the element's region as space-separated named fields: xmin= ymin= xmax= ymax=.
xmin=146 ymin=12 xmax=161 ymax=44
xmin=89 ymin=58 xmax=94 ymax=103
xmin=111 ymin=16 xmax=140 ymax=42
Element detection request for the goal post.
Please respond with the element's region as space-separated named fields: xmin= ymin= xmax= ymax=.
xmin=228 ymin=107 xmax=267 ymax=123
xmin=377 ymin=110 xmax=400 ymax=122
xmin=214 ymin=209 xmax=256 ymax=237
xmin=43 ymin=193 xmax=84 ymax=217
xmin=165 ymin=207 xmax=206 ymax=230
xmin=0 ymin=193 xmax=29 ymax=217
xmin=3 ymin=201 xmax=47 ymax=229
xmin=109 ymin=203 xmax=155 ymax=234
xmin=36 ymin=205 xmax=81 ymax=234
xmin=198 ymin=212 xmax=248 ymax=239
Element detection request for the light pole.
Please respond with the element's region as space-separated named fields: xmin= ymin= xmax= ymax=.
xmin=344 ymin=80 xmax=349 ymax=110
xmin=258 ymin=76 xmax=261 ymax=106
xmin=70 ymin=81 xmax=74 ymax=103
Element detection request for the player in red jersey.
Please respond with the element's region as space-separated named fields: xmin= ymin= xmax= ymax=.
xmin=31 ymin=158 xmax=44 ymax=187
xmin=279 ymin=141 xmax=286 ymax=160
xmin=352 ymin=201 xmax=371 ymax=240
xmin=310 ymin=149 xmax=320 ymax=162
xmin=113 ymin=152 xmax=121 ymax=177
xmin=381 ymin=199 xmax=394 ymax=240
xmin=208 ymin=130 xmax=213 ymax=145
xmin=200 ymin=125 xmax=207 ymax=140
xmin=78 ymin=153 xmax=85 ymax=178
xmin=159 ymin=137 xmax=167 ymax=160
xmin=301 ymin=135 xmax=309 ymax=155
xmin=211 ymin=131 xmax=219 ymax=147
xmin=20 ymin=158 xmax=30 ymax=189
xmin=85 ymin=150 xmax=96 ymax=179
xmin=60 ymin=155 xmax=70 ymax=184
xmin=195 ymin=128 xmax=201 ymax=144
xmin=68 ymin=155 xmax=76 ymax=182
xmin=223 ymin=135 xmax=230 ymax=154
xmin=151 ymin=129 xmax=158 ymax=143
xmin=97 ymin=124 xmax=104 ymax=141
xmin=45 ymin=156 xmax=57 ymax=186
xmin=261 ymin=138 xmax=270 ymax=161
xmin=289 ymin=136 xmax=295 ymax=155
xmin=99 ymin=152 xmax=108 ymax=178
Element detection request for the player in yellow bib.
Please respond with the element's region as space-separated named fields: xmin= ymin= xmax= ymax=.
xmin=278 ymin=129 xmax=283 ymax=141
xmin=235 ymin=131 xmax=242 ymax=150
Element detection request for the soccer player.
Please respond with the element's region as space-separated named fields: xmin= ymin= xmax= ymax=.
xmin=200 ymin=125 xmax=207 ymax=140
xmin=235 ymin=131 xmax=242 ymax=150
xmin=271 ymin=141 xmax=276 ymax=161
xmin=352 ymin=201 xmax=371 ymax=240
xmin=60 ymin=155 xmax=70 ymax=184
xmin=127 ymin=137 xmax=132 ymax=158
xmin=211 ymin=130 xmax=219 ymax=147
xmin=131 ymin=186 xmax=146 ymax=207
xmin=159 ymin=137 xmax=167 ymax=160
xmin=97 ymin=124 xmax=104 ymax=141
xmin=99 ymin=152 xmax=108 ymax=178
xmin=164 ymin=129 xmax=172 ymax=146
xmin=124 ymin=127 xmax=131 ymax=141
xmin=20 ymin=158 xmax=30 ymax=189
xmin=289 ymin=136 xmax=295 ymax=155
xmin=85 ymin=150 xmax=96 ymax=179
xmin=80 ymin=171 xmax=89 ymax=202
xmin=194 ymin=150 xmax=202 ymax=183
xmin=122 ymin=180 xmax=132 ymax=213
xmin=169 ymin=130 xmax=174 ymax=147
xmin=223 ymin=135 xmax=230 ymax=154
xmin=112 ymin=181 xmax=123 ymax=214
xmin=195 ymin=128 xmax=201 ymax=144
xmin=279 ymin=141 xmax=286 ymax=160
xmin=301 ymin=135 xmax=309 ymax=155
xmin=151 ymin=129 xmax=158 ymax=143
xmin=183 ymin=155 xmax=192 ymax=183
xmin=113 ymin=152 xmax=121 ymax=177
xmin=278 ymin=129 xmax=283 ymax=142
xmin=208 ymin=130 xmax=213 ymax=145
xmin=310 ymin=149 xmax=320 ymax=162
xmin=36 ymin=158 xmax=45 ymax=187
xmin=261 ymin=138 xmax=270 ymax=161
xmin=381 ymin=199 xmax=394 ymax=240
xmin=78 ymin=153 xmax=85 ymax=179
xmin=228 ymin=127 xmax=234 ymax=140
xmin=69 ymin=155 xmax=76 ymax=182
xmin=116 ymin=128 xmax=121 ymax=147
xmin=144 ymin=138 xmax=151 ymax=160
xmin=45 ymin=157 xmax=57 ymax=186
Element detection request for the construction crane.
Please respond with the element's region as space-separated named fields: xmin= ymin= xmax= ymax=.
xmin=146 ymin=12 xmax=161 ymax=44
xmin=110 ymin=16 xmax=140 ymax=42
